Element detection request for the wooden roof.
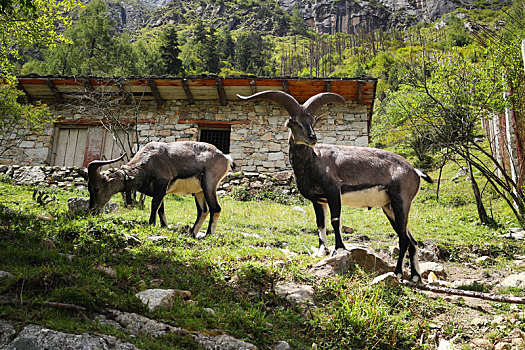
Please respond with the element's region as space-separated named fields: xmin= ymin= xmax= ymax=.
xmin=17 ymin=74 xmax=377 ymax=123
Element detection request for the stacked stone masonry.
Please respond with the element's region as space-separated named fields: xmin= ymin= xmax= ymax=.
xmin=1 ymin=99 xmax=369 ymax=173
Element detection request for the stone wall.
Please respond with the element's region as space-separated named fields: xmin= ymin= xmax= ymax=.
xmin=0 ymin=164 xmax=296 ymax=199
xmin=0 ymin=99 xmax=369 ymax=173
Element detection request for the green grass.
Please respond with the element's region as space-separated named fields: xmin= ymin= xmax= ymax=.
xmin=0 ymin=161 xmax=523 ymax=349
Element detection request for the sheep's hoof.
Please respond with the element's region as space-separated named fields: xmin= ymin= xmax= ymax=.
xmin=194 ymin=232 xmax=207 ymax=240
xmin=330 ymin=247 xmax=346 ymax=257
xmin=313 ymin=245 xmax=329 ymax=257
xmin=409 ymin=274 xmax=421 ymax=284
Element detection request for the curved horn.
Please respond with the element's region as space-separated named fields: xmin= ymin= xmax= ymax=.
xmin=302 ymin=92 xmax=346 ymax=115
xmin=237 ymin=91 xmax=303 ymax=117
xmin=87 ymin=154 xmax=126 ymax=179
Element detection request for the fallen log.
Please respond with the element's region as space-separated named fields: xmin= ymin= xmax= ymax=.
xmin=402 ymin=280 xmax=525 ymax=304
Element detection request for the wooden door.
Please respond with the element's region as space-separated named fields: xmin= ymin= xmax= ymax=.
xmin=53 ymin=128 xmax=88 ymax=167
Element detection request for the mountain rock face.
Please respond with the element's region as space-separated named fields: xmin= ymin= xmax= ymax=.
xmin=136 ymin=0 xmax=499 ymax=35
xmin=277 ymin=0 xmax=476 ymax=34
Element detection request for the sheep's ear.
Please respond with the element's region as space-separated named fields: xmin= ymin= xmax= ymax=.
xmin=78 ymin=168 xmax=89 ymax=180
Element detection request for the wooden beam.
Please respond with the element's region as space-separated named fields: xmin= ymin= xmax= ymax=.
xmin=46 ymin=79 xmax=63 ymax=103
xmin=281 ymin=80 xmax=289 ymax=94
xmin=55 ymin=118 xmax=155 ymax=126
xmin=16 ymin=83 xmax=33 ymax=103
xmin=148 ymin=79 xmax=164 ymax=105
xmin=178 ymin=119 xmax=250 ymax=126
xmin=216 ymin=79 xmax=227 ymax=106
xmin=182 ymin=79 xmax=195 ymax=104
xmin=250 ymin=80 xmax=257 ymax=94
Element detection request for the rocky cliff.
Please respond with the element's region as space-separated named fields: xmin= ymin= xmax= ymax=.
xmin=277 ymin=0 xmax=477 ymax=34
xmin=132 ymin=0 xmax=503 ymax=35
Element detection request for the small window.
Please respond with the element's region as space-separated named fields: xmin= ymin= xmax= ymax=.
xmin=199 ymin=127 xmax=231 ymax=154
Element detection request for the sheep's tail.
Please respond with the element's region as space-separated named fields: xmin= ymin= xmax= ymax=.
xmin=415 ymin=169 xmax=434 ymax=184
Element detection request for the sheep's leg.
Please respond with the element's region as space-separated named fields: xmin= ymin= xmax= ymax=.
xmin=158 ymin=199 xmax=168 ymax=227
xmin=201 ymin=176 xmax=222 ymax=238
xmin=382 ymin=201 xmax=421 ymax=282
xmin=190 ymin=192 xmax=209 ymax=238
xmin=149 ymin=179 xmax=168 ymax=226
xmin=326 ymin=189 xmax=345 ymax=256
xmin=312 ymin=201 xmax=329 ymax=257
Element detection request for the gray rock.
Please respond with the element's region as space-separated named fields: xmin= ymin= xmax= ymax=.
xmin=102 ymin=309 xmax=188 ymax=337
xmin=97 ymin=310 xmax=256 ymax=350
xmin=67 ymin=197 xmax=118 ymax=214
xmin=499 ymin=272 xmax=525 ymax=288
xmin=501 ymin=229 xmax=525 ymax=241
xmin=371 ymin=272 xmax=399 ymax=287
xmin=135 ymin=289 xmax=178 ymax=311
xmin=419 ymin=262 xmax=447 ymax=279
xmin=0 ymin=165 xmax=8 ymax=173
xmin=13 ymin=166 xmax=46 ymax=185
xmin=193 ymin=332 xmax=257 ymax=350
xmin=5 ymin=324 xmax=140 ymax=349
xmin=274 ymin=340 xmax=290 ymax=350
xmin=67 ymin=197 xmax=90 ymax=213
xmin=310 ymin=246 xmax=392 ymax=278
xmin=204 ymin=308 xmax=216 ymax=315
xmin=124 ymin=234 xmax=142 ymax=246
xmin=0 ymin=319 xmax=16 ymax=345
xmin=0 ymin=270 xmax=14 ymax=279
xmin=274 ymin=282 xmax=315 ymax=304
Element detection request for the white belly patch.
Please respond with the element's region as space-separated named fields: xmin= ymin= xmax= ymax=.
xmin=341 ymin=186 xmax=390 ymax=209
xmin=167 ymin=177 xmax=202 ymax=195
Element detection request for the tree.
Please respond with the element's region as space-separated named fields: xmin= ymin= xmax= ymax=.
xmin=160 ymin=25 xmax=183 ymax=75
xmin=202 ymin=27 xmax=220 ymax=73
xmin=395 ymin=46 xmax=524 ymax=226
xmin=1 ymin=0 xmax=78 ymax=81
xmin=217 ymin=27 xmax=235 ymax=66
xmin=0 ymin=0 xmax=78 ymax=157
xmin=22 ymin=0 xmax=159 ymax=76
xmin=290 ymin=5 xmax=309 ymax=37
xmin=235 ymin=31 xmax=268 ymax=74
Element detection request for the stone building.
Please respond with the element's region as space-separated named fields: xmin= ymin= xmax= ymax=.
xmin=6 ymin=75 xmax=376 ymax=173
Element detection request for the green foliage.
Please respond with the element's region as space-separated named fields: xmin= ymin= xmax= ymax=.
xmin=22 ymin=0 xmax=163 ymax=76
xmin=160 ymin=25 xmax=183 ymax=75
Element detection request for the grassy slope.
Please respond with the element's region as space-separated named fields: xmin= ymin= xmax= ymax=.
xmin=0 ymin=161 xmax=523 ymax=349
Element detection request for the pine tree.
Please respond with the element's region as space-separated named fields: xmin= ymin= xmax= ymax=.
xmin=160 ymin=25 xmax=183 ymax=75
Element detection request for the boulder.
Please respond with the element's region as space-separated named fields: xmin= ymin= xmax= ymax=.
xmin=499 ymin=272 xmax=525 ymax=288
xmin=310 ymin=246 xmax=392 ymax=278
xmin=274 ymin=282 xmax=314 ymax=304
xmin=419 ymin=262 xmax=447 ymax=279
xmin=4 ymin=324 xmax=140 ymax=349
xmin=67 ymin=197 xmax=118 ymax=214
xmin=135 ymin=289 xmax=179 ymax=311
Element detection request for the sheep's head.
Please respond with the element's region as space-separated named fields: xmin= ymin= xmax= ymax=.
xmin=237 ymin=90 xmax=346 ymax=146
xmin=79 ymin=154 xmax=126 ymax=214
